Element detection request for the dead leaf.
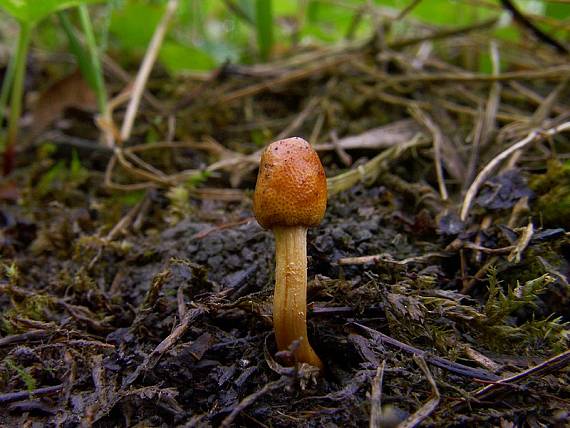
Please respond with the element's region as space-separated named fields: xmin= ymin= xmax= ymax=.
xmin=27 ymin=70 xmax=97 ymax=142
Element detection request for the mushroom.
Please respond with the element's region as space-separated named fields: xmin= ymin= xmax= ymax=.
xmin=253 ymin=137 xmax=327 ymax=369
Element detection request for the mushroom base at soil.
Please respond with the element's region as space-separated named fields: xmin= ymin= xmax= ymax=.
xmin=273 ymin=226 xmax=323 ymax=369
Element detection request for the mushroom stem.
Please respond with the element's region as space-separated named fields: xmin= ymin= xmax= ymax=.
xmin=273 ymin=226 xmax=323 ymax=369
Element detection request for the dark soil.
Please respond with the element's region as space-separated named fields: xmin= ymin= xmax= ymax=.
xmin=1 ymin=176 xmax=569 ymax=426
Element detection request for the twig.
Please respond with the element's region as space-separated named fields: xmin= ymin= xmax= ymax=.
xmin=462 ymin=242 xmax=515 ymax=255
xmin=130 ymin=269 xmax=172 ymax=332
xmin=330 ymin=130 xmax=352 ymax=166
xmin=275 ymin=96 xmax=320 ymax=141
xmin=351 ymin=322 xmax=499 ymax=381
xmin=409 ymin=106 xmax=449 ymax=201
xmin=355 ymin=81 xmax=526 ymax=124
xmin=177 ymin=286 xmax=187 ymax=320
xmin=123 ymin=306 xmax=206 ymax=387
xmin=0 ymin=330 xmax=51 ymax=347
xmin=327 ymin=136 xmax=428 ymax=196
xmin=456 ymin=349 xmax=570 ymax=407
xmin=369 ymin=361 xmax=386 ymax=428
xmin=383 ymin=65 xmax=570 ymax=84
xmin=466 ymin=42 xmax=501 ymax=187
xmin=338 ymin=252 xmax=449 ymax=266
xmin=398 ymin=355 xmax=441 ymax=428
xmin=219 ymin=54 xmax=356 ymax=105
xmin=395 ymin=0 xmax=422 ymax=20
xmin=120 ymin=0 xmax=179 ymax=142
xmin=462 ymin=344 xmax=502 ymax=373
xmin=309 ymin=304 xmax=385 ymax=318
xmin=507 ymin=222 xmax=534 ymax=263
xmin=0 ymin=384 xmax=63 ymax=405
xmin=461 ymin=257 xmax=498 ymax=294
xmin=499 ymin=0 xmax=569 ymax=54
xmin=389 ymin=18 xmax=498 ymax=50
xmin=220 ymin=377 xmax=290 ymax=427
xmin=460 ymin=120 xmax=570 ymax=221
xmin=313 ymin=119 xmax=421 ymax=151
xmin=88 ymin=192 xmax=150 ymax=270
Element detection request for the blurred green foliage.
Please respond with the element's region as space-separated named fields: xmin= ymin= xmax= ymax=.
xmin=1 ymin=0 xmax=569 ymax=75
xmin=0 ymin=0 xmax=103 ymax=25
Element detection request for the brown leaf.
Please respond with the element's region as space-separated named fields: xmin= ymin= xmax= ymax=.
xmin=27 ymin=70 xmax=97 ymax=141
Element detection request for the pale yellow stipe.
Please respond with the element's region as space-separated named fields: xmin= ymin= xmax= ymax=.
xmin=273 ymin=226 xmax=323 ymax=369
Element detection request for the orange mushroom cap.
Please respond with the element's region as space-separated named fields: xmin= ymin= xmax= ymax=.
xmin=253 ymin=137 xmax=327 ymax=229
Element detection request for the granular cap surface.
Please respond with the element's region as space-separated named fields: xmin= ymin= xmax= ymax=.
xmin=253 ymin=137 xmax=327 ymax=229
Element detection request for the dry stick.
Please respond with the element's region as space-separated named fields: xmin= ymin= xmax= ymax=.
xmin=207 ymin=120 xmax=421 ymax=177
xmin=275 ymin=96 xmax=320 ymax=141
xmin=508 ymin=81 xmax=568 ymax=115
xmin=466 ymin=42 xmax=501 ymax=187
xmin=456 ymin=349 xmax=570 ymax=408
xmin=0 ymin=384 xmax=63 ymax=405
xmin=499 ymin=0 xmax=569 ymax=54
xmin=374 ymin=17 xmax=499 ymax=52
xmin=463 ymin=242 xmax=515 ymax=255
xmin=327 ymin=136 xmax=427 ymax=196
xmin=220 ymin=377 xmax=290 ymax=427
xmin=399 ymin=356 xmax=441 ymax=428
xmin=359 ymin=62 xmax=570 ymax=86
xmin=88 ymin=192 xmax=150 ymax=270
xmin=330 ymin=130 xmax=352 ymax=166
xmin=0 ymin=329 xmax=50 ymax=347
xmin=459 ymin=0 xmax=570 ymax=30
xmin=98 ymin=86 xmax=132 ymax=148
xmin=529 ymin=80 xmax=569 ymax=131
xmin=123 ymin=306 xmax=206 ymax=387
xmin=351 ymin=322 xmax=500 ymax=381
xmin=409 ymin=106 xmax=449 ymax=201
xmin=507 ymin=222 xmax=534 ymax=263
xmin=130 ymin=269 xmax=172 ymax=332
xmin=460 ymin=120 xmax=570 ymax=221
xmin=357 ymin=83 xmax=526 ymax=123
xmin=219 ymin=54 xmax=355 ymax=105
xmin=461 ymin=257 xmax=497 ymax=294
xmin=338 ymin=252 xmax=448 ymax=266
xmin=102 ymin=54 xmax=164 ymax=110
xmin=314 ymin=119 xmax=421 ymax=151
xmin=369 ymin=361 xmax=386 ymax=428
xmin=309 ymin=110 xmax=325 ymax=145
xmin=395 ymin=0 xmax=422 ymax=20
xmin=462 ymin=344 xmax=502 ymax=373
xmin=120 ymin=0 xmax=179 ymax=142
xmin=494 ymin=83 xmax=570 ymax=165
xmin=177 ymin=286 xmax=187 ymax=320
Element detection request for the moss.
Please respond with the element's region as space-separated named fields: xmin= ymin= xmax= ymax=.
xmin=530 ymin=160 xmax=570 ymax=228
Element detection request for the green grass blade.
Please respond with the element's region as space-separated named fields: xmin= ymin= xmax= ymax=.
xmin=0 ymin=0 xmax=105 ymax=26
xmin=255 ymin=0 xmax=273 ymax=61
xmin=0 ymin=45 xmax=17 ymax=133
xmin=58 ymin=11 xmax=98 ymax=91
xmin=3 ymin=22 xmax=31 ymax=174
xmin=77 ymin=3 xmax=107 ymax=114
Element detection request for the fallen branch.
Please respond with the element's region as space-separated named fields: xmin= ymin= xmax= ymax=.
xmin=351 ymin=322 xmax=499 ymax=381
